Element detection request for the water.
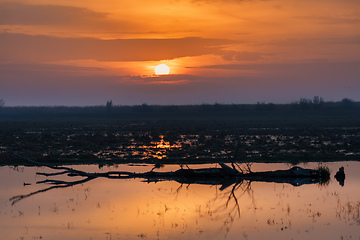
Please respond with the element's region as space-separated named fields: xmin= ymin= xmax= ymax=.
xmin=1 ymin=162 xmax=359 ymax=240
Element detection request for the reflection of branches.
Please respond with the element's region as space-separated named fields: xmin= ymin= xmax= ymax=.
xmin=175 ymin=184 xmax=183 ymax=200
xmin=187 ymin=179 xmax=252 ymax=238
xmin=228 ymin=181 xmax=253 ymax=209
xmin=220 ymin=180 xmax=253 ymax=236
xmin=171 ymin=179 xmax=252 ymax=238
xmin=10 ymin=177 xmax=94 ymax=205
xmin=225 ymin=184 xmax=241 ymax=218
xmin=10 ymin=153 xmax=138 ymax=205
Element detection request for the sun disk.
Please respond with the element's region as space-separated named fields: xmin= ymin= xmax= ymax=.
xmin=155 ymin=64 xmax=170 ymax=75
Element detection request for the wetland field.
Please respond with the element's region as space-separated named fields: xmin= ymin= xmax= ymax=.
xmin=1 ymin=103 xmax=360 ymax=165
xmin=0 ymin=103 xmax=360 ymax=239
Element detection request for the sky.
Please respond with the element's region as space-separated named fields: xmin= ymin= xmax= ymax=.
xmin=0 ymin=0 xmax=359 ymax=106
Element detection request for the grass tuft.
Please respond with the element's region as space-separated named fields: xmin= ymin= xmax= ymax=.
xmin=316 ymin=164 xmax=331 ymax=186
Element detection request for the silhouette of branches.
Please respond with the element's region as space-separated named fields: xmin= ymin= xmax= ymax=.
xmin=9 ymin=176 xmax=94 ymax=205
xmin=10 ymin=153 xmax=326 ymax=206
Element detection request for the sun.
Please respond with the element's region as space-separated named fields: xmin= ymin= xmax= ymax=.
xmin=155 ymin=64 xmax=170 ymax=75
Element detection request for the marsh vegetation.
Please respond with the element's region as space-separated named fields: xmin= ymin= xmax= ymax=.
xmin=1 ymin=101 xmax=360 ymax=165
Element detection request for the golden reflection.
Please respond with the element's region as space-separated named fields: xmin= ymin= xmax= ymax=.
xmin=138 ymin=135 xmax=181 ymax=159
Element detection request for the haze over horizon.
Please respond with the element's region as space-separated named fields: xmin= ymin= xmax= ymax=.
xmin=1 ymin=0 xmax=359 ymax=106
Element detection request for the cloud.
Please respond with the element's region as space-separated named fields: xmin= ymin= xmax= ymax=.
xmin=191 ymin=0 xmax=272 ymax=3
xmin=0 ymin=33 xmax=236 ymax=62
xmin=294 ymin=15 xmax=360 ymax=25
xmin=221 ymin=50 xmax=264 ymax=61
xmin=187 ymin=64 xmax=252 ymax=70
xmin=0 ymin=63 xmax=105 ymax=73
xmin=0 ymin=2 xmax=107 ymax=26
xmin=124 ymin=74 xmax=200 ymax=85
xmin=260 ymin=36 xmax=360 ymax=47
xmin=0 ymin=2 xmax=137 ymax=34
xmin=194 ymin=61 xmax=360 ymax=81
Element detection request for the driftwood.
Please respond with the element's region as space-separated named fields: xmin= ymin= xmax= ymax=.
xmin=10 ymin=153 xmax=327 ymax=205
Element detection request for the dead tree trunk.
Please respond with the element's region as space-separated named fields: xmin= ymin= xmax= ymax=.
xmin=10 ymin=153 xmax=329 ymax=205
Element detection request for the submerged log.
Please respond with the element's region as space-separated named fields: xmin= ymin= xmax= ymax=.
xmin=10 ymin=153 xmax=329 ymax=205
xmin=139 ymin=165 xmax=322 ymax=187
xmin=12 ymin=152 xmax=324 ymax=183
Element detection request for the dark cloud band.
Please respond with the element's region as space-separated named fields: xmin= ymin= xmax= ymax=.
xmin=0 ymin=33 xmax=238 ymax=62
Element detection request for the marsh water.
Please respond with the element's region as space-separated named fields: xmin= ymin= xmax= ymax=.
xmin=1 ymin=162 xmax=359 ymax=240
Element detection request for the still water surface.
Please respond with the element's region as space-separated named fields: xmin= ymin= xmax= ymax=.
xmin=1 ymin=162 xmax=359 ymax=240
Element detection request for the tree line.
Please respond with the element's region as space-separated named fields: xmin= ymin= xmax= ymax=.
xmin=0 ymin=96 xmax=359 ymax=115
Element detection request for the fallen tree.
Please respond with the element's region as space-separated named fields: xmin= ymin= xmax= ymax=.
xmin=10 ymin=153 xmax=330 ymax=205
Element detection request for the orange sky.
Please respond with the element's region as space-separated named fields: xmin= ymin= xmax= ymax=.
xmin=0 ymin=0 xmax=359 ymax=105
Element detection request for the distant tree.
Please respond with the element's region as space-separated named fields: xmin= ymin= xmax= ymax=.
xmin=340 ymin=98 xmax=356 ymax=109
xmin=313 ymin=96 xmax=324 ymax=105
xmin=137 ymin=103 xmax=153 ymax=112
xmin=341 ymin=98 xmax=354 ymax=104
xmin=298 ymin=98 xmax=312 ymax=109
xmin=106 ymin=100 xmax=113 ymax=112
xmin=299 ymin=98 xmax=312 ymax=105
xmin=0 ymin=99 xmax=4 ymax=107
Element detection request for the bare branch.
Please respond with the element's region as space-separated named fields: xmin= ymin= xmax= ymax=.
xmin=9 ymin=153 xmax=327 ymax=206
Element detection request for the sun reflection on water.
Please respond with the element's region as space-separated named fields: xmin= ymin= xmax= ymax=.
xmin=138 ymin=135 xmax=182 ymax=160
